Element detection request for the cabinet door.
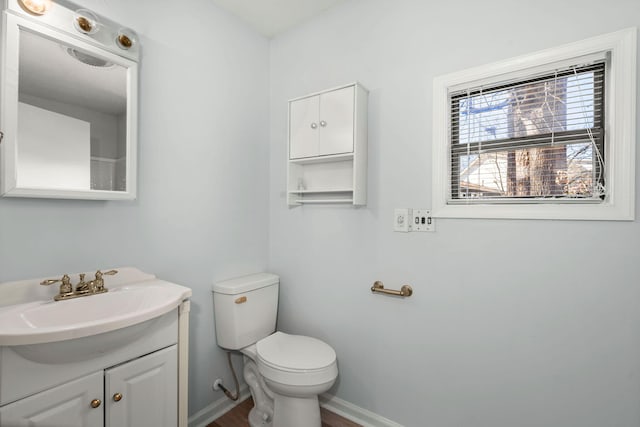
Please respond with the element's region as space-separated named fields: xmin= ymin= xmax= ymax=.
xmin=0 ymin=371 xmax=103 ymax=427
xmin=318 ymin=85 xmax=355 ymax=156
xmin=289 ymin=95 xmax=320 ymax=159
xmin=105 ymin=345 xmax=177 ymax=427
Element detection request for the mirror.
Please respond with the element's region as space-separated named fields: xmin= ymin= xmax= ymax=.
xmin=19 ymin=30 xmax=127 ymax=192
xmin=1 ymin=2 xmax=139 ymax=200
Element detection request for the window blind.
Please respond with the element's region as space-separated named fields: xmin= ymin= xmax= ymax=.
xmin=449 ymin=62 xmax=605 ymax=203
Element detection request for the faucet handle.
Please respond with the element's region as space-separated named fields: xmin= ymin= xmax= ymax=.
xmin=40 ymin=274 xmax=69 ymax=286
xmin=93 ymin=269 xmax=118 ymax=292
xmin=40 ymin=274 xmax=73 ymax=295
xmin=40 ymin=278 xmax=62 ymax=286
xmin=95 ymin=269 xmax=118 ymax=278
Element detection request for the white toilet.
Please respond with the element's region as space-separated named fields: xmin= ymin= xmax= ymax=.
xmin=212 ymin=273 xmax=338 ymax=427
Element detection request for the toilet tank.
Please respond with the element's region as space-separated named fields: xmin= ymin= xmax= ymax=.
xmin=212 ymin=273 xmax=279 ymax=350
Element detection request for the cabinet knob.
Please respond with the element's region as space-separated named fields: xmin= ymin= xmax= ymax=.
xmin=113 ymin=392 xmax=123 ymax=402
xmin=310 ymin=122 xmax=317 ymax=129
xmin=320 ymin=120 xmax=327 ymax=127
xmin=90 ymin=399 xmax=102 ymax=408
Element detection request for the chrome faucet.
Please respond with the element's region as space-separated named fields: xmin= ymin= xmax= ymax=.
xmin=40 ymin=270 xmax=118 ymax=301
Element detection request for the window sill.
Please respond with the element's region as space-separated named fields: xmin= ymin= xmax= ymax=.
xmin=433 ymin=200 xmax=633 ymax=221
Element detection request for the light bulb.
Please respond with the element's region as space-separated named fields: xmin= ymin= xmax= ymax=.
xmin=116 ymin=28 xmax=137 ymax=50
xmin=73 ymin=9 xmax=99 ymax=35
xmin=18 ymin=0 xmax=52 ymax=15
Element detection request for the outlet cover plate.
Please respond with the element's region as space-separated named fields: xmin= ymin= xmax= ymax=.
xmin=394 ymin=208 xmax=412 ymax=232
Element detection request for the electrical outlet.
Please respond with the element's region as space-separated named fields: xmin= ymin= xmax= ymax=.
xmin=394 ymin=208 xmax=412 ymax=232
xmin=412 ymin=209 xmax=435 ymax=232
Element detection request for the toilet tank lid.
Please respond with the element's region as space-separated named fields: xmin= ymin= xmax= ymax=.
xmin=212 ymin=273 xmax=279 ymax=295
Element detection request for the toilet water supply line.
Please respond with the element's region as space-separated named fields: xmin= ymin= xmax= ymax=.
xmin=216 ymin=352 xmax=240 ymax=401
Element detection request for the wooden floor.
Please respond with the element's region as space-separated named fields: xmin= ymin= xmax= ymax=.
xmin=208 ymin=398 xmax=362 ymax=427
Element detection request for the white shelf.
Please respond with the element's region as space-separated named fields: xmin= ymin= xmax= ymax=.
xmin=288 ymin=188 xmax=353 ymax=194
xmin=289 ymin=153 xmax=354 ymax=165
xmin=298 ymin=199 xmax=354 ymax=204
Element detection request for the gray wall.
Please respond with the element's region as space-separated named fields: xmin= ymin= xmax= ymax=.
xmin=268 ymin=1 xmax=640 ymax=426
xmin=0 ymin=0 xmax=270 ymax=416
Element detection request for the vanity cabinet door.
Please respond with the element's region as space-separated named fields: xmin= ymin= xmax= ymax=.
xmin=0 ymin=371 xmax=103 ymax=427
xmin=105 ymin=345 xmax=177 ymax=427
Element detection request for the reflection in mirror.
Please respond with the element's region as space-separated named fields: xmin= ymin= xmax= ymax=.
xmin=18 ymin=29 xmax=127 ymax=191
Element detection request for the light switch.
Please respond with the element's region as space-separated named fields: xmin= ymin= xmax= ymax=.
xmin=412 ymin=209 xmax=435 ymax=232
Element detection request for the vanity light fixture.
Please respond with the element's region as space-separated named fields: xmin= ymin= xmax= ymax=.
xmin=66 ymin=48 xmax=113 ymax=67
xmin=116 ymin=28 xmax=137 ymax=50
xmin=17 ymin=0 xmax=52 ymax=15
xmin=73 ymin=9 xmax=99 ymax=35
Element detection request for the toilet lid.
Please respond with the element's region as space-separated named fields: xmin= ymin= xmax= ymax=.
xmin=256 ymin=332 xmax=336 ymax=372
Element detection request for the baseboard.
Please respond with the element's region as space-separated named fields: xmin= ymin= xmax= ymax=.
xmin=320 ymin=393 xmax=404 ymax=427
xmin=188 ymin=384 xmax=251 ymax=427
xmin=188 ymin=386 xmax=401 ymax=427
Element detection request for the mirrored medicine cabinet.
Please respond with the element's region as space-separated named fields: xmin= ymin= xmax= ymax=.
xmin=0 ymin=0 xmax=139 ymax=200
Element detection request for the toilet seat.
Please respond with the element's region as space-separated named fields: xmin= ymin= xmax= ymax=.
xmin=256 ymin=332 xmax=338 ymax=387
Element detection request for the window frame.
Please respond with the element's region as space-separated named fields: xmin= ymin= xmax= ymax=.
xmin=431 ymin=28 xmax=637 ymax=221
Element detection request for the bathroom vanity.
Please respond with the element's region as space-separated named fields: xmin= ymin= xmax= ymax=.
xmin=0 ymin=268 xmax=191 ymax=427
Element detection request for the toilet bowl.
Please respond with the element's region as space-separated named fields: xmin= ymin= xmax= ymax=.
xmin=212 ymin=273 xmax=338 ymax=427
xmin=247 ymin=332 xmax=337 ymax=427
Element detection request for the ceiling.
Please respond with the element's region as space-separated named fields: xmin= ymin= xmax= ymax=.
xmin=210 ymin=0 xmax=348 ymax=38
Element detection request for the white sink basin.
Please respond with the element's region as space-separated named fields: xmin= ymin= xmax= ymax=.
xmin=0 ymin=278 xmax=191 ymax=346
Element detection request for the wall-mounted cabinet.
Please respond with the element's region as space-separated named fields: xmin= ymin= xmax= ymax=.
xmin=287 ymin=83 xmax=368 ymax=206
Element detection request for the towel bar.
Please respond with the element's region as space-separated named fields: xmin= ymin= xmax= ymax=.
xmin=371 ymin=281 xmax=413 ymax=297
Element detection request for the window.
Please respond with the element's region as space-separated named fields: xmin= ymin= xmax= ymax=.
xmin=452 ymin=63 xmax=604 ymax=201
xmin=432 ymin=28 xmax=637 ymax=220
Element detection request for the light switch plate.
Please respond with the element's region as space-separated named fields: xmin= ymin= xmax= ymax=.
xmin=412 ymin=209 xmax=435 ymax=232
xmin=394 ymin=208 xmax=412 ymax=232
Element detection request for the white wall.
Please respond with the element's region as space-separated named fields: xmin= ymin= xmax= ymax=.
xmin=0 ymin=0 xmax=270 ymax=416
xmin=20 ymin=93 xmax=121 ymax=159
xmin=17 ymin=102 xmax=91 ymax=189
xmin=268 ymin=1 xmax=640 ymax=426
xmin=20 ymin=93 xmax=124 ymax=190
